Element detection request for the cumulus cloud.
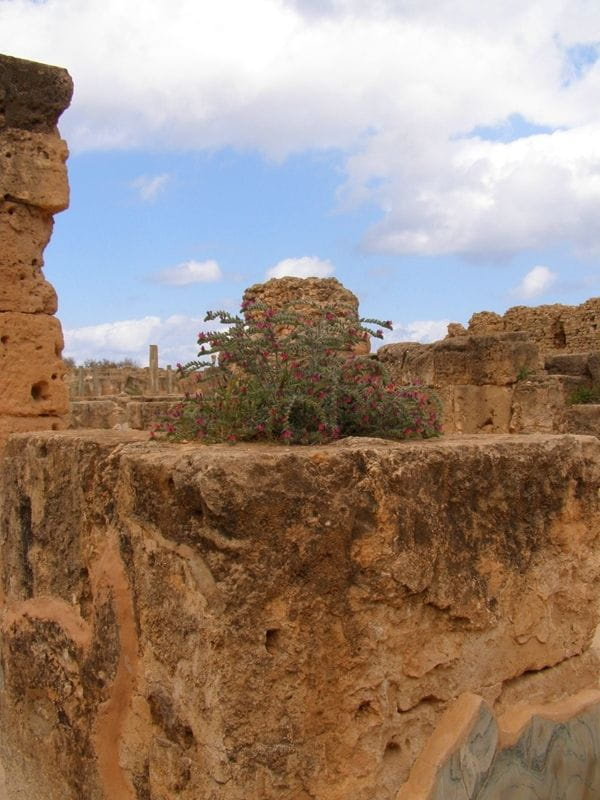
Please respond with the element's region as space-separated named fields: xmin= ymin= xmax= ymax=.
xmin=511 ymin=265 xmax=558 ymax=299
xmin=63 ymin=312 xmax=449 ymax=363
xmin=2 ymin=0 xmax=600 ymax=257
xmin=64 ymin=314 xmax=218 ymax=366
xmin=153 ymin=259 xmax=223 ymax=285
xmin=130 ymin=173 xmax=171 ymax=202
xmin=266 ymin=256 xmax=335 ymax=279
xmin=380 ymin=319 xmax=452 ymax=346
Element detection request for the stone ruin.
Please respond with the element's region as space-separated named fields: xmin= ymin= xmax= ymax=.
xmin=467 ymin=298 xmax=600 ymax=353
xmin=379 ymin=298 xmax=600 ymax=439
xmin=2 ymin=53 xmax=600 ymax=800
xmin=0 ymin=54 xmax=71 ymax=446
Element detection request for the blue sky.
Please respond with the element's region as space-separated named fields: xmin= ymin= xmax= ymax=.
xmin=2 ymin=0 xmax=600 ymax=365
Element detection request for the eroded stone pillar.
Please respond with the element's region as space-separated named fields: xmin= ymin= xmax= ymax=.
xmin=0 ymin=53 xmax=72 ymax=445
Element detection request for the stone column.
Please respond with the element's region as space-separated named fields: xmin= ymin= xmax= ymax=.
xmin=0 ymin=54 xmax=72 ymax=446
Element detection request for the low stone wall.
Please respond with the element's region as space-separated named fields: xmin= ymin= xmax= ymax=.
xmin=1 ymin=431 xmax=600 ymax=799
xmin=69 ymin=395 xmax=180 ymax=430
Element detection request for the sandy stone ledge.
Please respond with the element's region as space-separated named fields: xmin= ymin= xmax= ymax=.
xmin=1 ymin=431 xmax=600 ymax=800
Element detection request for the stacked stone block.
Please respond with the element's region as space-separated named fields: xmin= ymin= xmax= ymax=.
xmin=0 ymin=54 xmax=72 ymax=444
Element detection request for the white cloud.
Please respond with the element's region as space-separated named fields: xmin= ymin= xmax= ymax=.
xmin=153 ymin=259 xmax=223 ymax=286
xmin=511 ymin=265 xmax=558 ymax=299
xmin=3 ymin=0 xmax=600 ymax=257
xmin=266 ymin=256 xmax=335 ymax=279
xmin=63 ymin=314 xmax=220 ymax=366
xmin=379 ymin=319 xmax=452 ymax=346
xmin=63 ymin=312 xmax=451 ymax=364
xmin=130 ymin=173 xmax=170 ymax=202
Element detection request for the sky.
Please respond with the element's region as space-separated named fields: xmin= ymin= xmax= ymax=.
xmin=1 ymin=0 xmax=600 ymax=365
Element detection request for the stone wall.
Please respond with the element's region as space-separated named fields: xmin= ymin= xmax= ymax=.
xmin=467 ymin=297 xmax=600 ymax=353
xmin=1 ymin=430 xmax=600 ymax=799
xmin=0 ymin=54 xmax=72 ymax=445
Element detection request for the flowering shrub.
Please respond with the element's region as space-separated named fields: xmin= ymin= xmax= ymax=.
xmin=153 ymin=301 xmax=441 ymax=444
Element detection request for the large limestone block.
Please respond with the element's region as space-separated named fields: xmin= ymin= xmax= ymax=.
xmin=442 ymin=385 xmax=513 ymax=434
xmin=1 ymin=432 xmax=600 ymax=800
xmin=545 ymin=352 xmax=592 ymax=377
xmin=379 ymin=334 xmax=540 ymax=387
xmin=0 ymin=198 xmax=57 ymax=313
xmin=0 ymin=129 xmax=69 ymax=213
xmin=565 ymin=405 xmax=600 ymax=437
xmin=0 ymin=312 xmax=68 ymax=416
xmin=68 ymin=399 xmax=126 ymax=430
xmin=509 ymin=375 xmax=587 ymax=433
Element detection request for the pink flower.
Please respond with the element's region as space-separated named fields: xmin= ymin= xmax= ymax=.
xmin=281 ymin=429 xmax=293 ymax=440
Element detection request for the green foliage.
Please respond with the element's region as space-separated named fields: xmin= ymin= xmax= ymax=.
xmin=569 ymin=384 xmax=600 ymax=405
xmin=516 ymin=365 xmax=533 ymax=381
xmin=81 ymin=357 xmax=140 ymax=369
xmin=154 ymin=301 xmax=442 ymax=445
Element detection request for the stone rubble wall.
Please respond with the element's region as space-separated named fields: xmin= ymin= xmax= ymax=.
xmin=1 ymin=431 xmax=600 ymax=800
xmin=0 ymin=54 xmax=72 ymax=445
xmin=467 ymin=297 xmax=600 ymax=354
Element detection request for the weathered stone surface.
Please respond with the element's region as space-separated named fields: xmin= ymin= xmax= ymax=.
xmin=126 ymin=399 xmax=179 ymax=430
xmin=243 ymin=276 xmax=370 ymax=354
xmin=565 ymin=405 xmax=600 ymax=437
xmin=0 ymin=313 xmax=68 ymax=417
xmin=446 ymin=322 xmax=468 ymax=337
xmin=243 ymin=276 xmax=359 ymax=319
xmin=509 ymin=375 xmax=587 ymax=434
xmin=0 ymin=129 xmax=69 ymax=213
xmin=398 ymin=690 xmax=600 ymax=800
xmin=0 ymin=53 xmax=73 ymax=133
xmin=68 ymin=399 xmax=127 ymax=430
xmin=68 ymin=398 xmax=183 ymax=430
xmin=0 ymin=414 xmax=66 ymax=441
xmin=2 ymin=431 xmax=600 ymax=800
xmin=468 ymin=298 xmax=600 ymax=354
xmin=0 ymin=199 xmax=57 ymax=313
xmin=441 ymin=385 xmax=513 ymax=434
xmin=379 ymin=334 xmax=540 ymax=387
xmin=0 ymin=53 xmax=71 ymax=445
xmin=545 ymin=352 xmax=592 ymax=377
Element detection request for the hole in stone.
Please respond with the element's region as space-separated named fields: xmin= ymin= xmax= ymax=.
xmin=51 ymin=423 xmax=59 ymax=431
xmin=265 ymin=628 xmax=280 ymax=654
xmin=31 ymin=381 xmax=50 ymax=401
xmin=51 ymin=373 xmax=57 ymax=380
xmin=4 ymin=152 xmax=11 ymax=158
xmin=7 ymin=207 xmax=14 ymax=216
xmin=356 ymin=700 xmax=373 ymax=717
xmin=31 ymin=258 xmax=38 ymax=266
xmin=18 ymin=273 xmax=25 ymax=280
xmin=383 ymin=741 xmax=401 ymax=763
xmin=0 ymin=336 xmax=8 ymax=345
